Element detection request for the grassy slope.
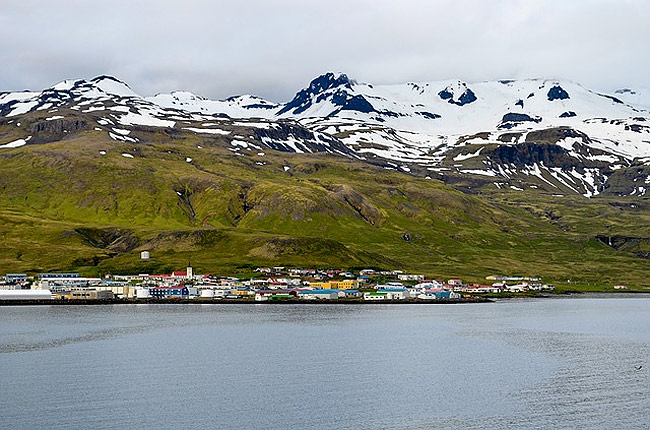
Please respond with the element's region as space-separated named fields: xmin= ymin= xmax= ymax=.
xmin=0 ymin=123 xmax=649 ymax=287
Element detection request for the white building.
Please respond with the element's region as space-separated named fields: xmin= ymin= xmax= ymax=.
xmin=377 ymin=288 xmax=409 ymax=300
xmin=135 ymin=287 xmax=151 ymax=299
xmin=363 ymin=292 xmax=388 ymax=301
xmin=200 ymin=289 xmax=215 ymax=298
xmin=505 ymin=284 xmax=527 ymax=293
xmin=0 ymin=289 xmax=52 ymax=300
xmin=94 ymin=283 xmax=133 ymax=298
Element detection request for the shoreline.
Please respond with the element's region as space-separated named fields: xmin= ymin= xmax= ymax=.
xmin=3 ymin=292 xmax=649 ymax=307
xmin=0 ymin=297 xmax=492 ymax=306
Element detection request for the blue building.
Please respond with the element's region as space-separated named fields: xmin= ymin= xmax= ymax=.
xmin=298 ymin=289 xmax=339 ymax=300
xmin=342 ymin=289 xmax=362 ymax=298
xmin=149 ymin=286 xmax=189 ymax=299
xmin=5 ymin=274 xmax=28 ymax=284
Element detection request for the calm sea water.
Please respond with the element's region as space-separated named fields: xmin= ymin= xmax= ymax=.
xmin=1 ymin=297 xmax=649 ymax=429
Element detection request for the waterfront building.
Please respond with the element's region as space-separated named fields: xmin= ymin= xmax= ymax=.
xmin=0 ymin=289 xmax=52 ymax=300
xmin=308 ymin=280 xmax=358 ymax=290
xmin=233 ymin=287 xmax=253 ymax=297
xmin=199 ymin=289 xmax=215 ymax=298
xmin=505 ymin=284 xmax=527 ymax=293
xmin=93 ymin=282 xmax=133 ymax=298
xmin=419 ymin=290 xmax=461 ymax=299
xmin=363 ymin=291 xmax=388 ymax=301
xmin=211 ymin=288 xmax=233 ymax=297
xmin=339 ymin=289 xmax=362 ymax=298
xmin=255 ymin=289 xmax=296 ymax=301
xmin=376 ymin=288 xmax=409 ymax=300
xmin=298 ymin=289 xmax=339 ymax=300
xmin=70 ymin=290 xmax=114 ymax=300
xmin=267 ymin=293 xmax=293 ymax=301
xmin=149 ymin=286 xmax=189 ymax=299
xmin=135 ymin=287 xmax=151 ymax=299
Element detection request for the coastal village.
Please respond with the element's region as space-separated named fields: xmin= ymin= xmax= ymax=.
xmin=0 ymin=257 xmax=555 ymax=302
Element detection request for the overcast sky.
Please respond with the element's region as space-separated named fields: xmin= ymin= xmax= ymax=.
xmin=1 ymin=0 xmax=648 ymax=101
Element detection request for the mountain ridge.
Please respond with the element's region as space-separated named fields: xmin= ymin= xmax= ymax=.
xmin=2 ymin=72 xmax=650 ymax=198
xmin=2 ymin=73 xmax=650 ymax=284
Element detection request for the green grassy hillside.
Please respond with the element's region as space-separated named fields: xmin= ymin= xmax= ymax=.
xmin=1 ymin=121 xmax=649 ymax=288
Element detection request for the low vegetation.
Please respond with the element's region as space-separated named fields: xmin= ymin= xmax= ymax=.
xmin=0 ymin=123 xmax=649 ymax=290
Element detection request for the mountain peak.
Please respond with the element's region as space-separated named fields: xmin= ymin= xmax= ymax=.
xmin=277 ymin=72 xmax=356 ymax=115
xmin=169 ymin=90 xmax=206 ymax=101
xmin=307 ymin=72 xmax=354 ymax=93
xmin=90 ymin=75 xmax=127 ymax=84
xmin=87 ymin=75 xmax=138 ymax=97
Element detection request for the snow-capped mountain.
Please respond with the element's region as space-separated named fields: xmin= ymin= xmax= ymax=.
xmin=268 ymin=73 xmax=650 ymax=197
xmin=2 ymin=72 xmax=650 ymax=197
xmin=146 ymin=91 xmax=279 ymax=118
xmin=0 ymin=76 xmax=352 ymax=156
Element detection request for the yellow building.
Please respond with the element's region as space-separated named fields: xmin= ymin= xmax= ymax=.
xmin=308 ymin=280 xmax=358 ymax=290
xmin=233 ymin=288 xmax=253 ymax=296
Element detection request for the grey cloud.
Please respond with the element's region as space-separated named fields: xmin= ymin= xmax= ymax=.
xmin=1 ymin=0 xmax=648 ymax=101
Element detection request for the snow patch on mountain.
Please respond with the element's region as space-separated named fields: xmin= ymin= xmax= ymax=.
xmin=183 ymin=127 xmax=230 ymax=135
xmin=118 ymin=111 xmax=175 ymax=128
xmin=0 ymin=136 xmax=31 ymax=148
xmin=89 ymin=76 xmax=139 ymax=98
xmin=454 ymin=147 xmax=484 ymax=161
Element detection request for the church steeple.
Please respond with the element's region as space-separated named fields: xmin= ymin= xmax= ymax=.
xmin=186 ymin=260 xmax=193 ymax=279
